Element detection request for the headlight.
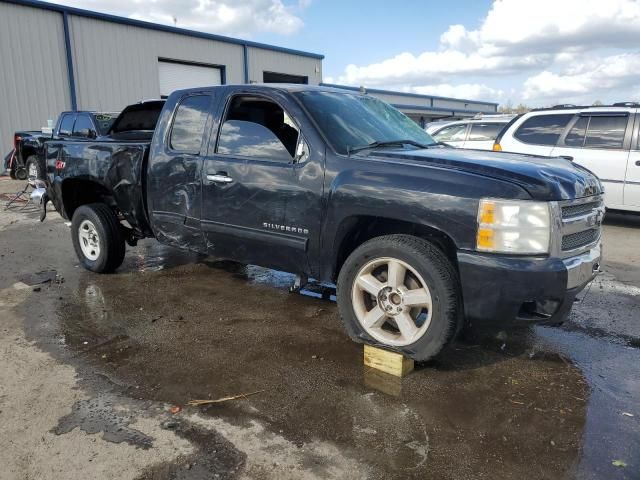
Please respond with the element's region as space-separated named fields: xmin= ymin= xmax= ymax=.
xmin=476 ymin=198 xmax=550 ymax=254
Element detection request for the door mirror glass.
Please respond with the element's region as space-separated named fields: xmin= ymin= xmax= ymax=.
xmin=294 ymin=138 xmax=309 ymax=163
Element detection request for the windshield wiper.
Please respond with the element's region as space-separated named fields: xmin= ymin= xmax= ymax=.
xmin=347 ymin=139 xmax=431 ymax=155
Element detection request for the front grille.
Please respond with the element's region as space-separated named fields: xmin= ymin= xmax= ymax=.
xmin=562 ymin=228 xmax=599 ymax=251
xmin=562 ymin=201 xmax=600 ymax=219
xmin=557 ymin=195 xmax=603 ymax=257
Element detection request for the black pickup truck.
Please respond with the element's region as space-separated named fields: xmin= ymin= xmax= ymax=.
xmin=10 ymin=111 xmax=118 ymax=180
xmin=35 ymin=84 xmax=604 ymax=360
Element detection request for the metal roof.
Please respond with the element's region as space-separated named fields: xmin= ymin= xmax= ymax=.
xmin=320 ymin=83 xmax=499 ymax=108
xmin=3 ymin=0 xmax=325 ymax=60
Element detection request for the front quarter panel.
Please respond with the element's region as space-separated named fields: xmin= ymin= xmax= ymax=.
xmin=321 ymin=153 xmax=531 ymax=279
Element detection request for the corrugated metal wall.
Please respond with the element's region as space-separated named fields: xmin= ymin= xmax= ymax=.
xmin=247 ymin=47 xmax=322 ymax=85
xmin=0 ymin=2 xmax=70 ymax=156
xmin=68 ymin=15 xmax=244 ymax=111
xmin=0 ymin=1 xmax=323 ymax=159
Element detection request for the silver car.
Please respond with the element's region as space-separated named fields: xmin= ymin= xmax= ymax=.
xmin=426 ymin=114 xmax=515 ymax=150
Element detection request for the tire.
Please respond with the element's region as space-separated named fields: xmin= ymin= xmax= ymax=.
xmin=71 ymin=203 xmax=126 ymax=273
xmin=15 ymin=166 xmax=27 ymax=181
xmin=9 ymin=165 xmax=17 ymax=179
xmin=25 ymin=155 xmax=42 ymax=180
xmin=337 ymin=234 xmax=461 ymax=361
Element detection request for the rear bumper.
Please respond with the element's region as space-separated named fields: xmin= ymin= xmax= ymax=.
xmin=457 ymin=243 xmax=601 ymax=327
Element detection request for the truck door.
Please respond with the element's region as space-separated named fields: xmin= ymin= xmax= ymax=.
xmin=200 ymin=92 xmax=323 ymax=274
xmin=551 ymin=112 xmax=632 ymax=209
xmin=147 ymin=93 xmax=213 ymax=252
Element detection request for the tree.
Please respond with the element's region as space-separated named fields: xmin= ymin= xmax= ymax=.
xmin=499 ymin=101 xmax=531 ymax=114
xmin=592 ymin=100 xmax=603 ymax=106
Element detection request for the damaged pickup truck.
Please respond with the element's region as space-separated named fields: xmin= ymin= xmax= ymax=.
xmin=36 ymin=84 xmax=604 ymax=360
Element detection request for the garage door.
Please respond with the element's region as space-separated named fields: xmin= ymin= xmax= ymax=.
xmin=158 ymin=60 xmax=222 ymax=97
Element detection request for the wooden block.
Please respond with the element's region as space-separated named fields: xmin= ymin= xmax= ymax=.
xmin=363 ymin=344 xmax=414 ymax=378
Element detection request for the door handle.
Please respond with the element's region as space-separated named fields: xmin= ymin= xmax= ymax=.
xmin=206 ymin=173 xmax=233 ymax=184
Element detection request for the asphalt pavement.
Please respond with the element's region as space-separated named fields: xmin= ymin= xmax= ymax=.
xmin=0 ymin=177 xmax=638 ymax=480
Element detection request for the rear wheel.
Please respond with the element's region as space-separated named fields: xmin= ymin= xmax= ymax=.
xmin=14 ymin=166 xmax=27 ymax=181
xmin=337 ymin=234 xmax=461 ymax=361
xmin=71 ymin=203 xmax=125 ymax=273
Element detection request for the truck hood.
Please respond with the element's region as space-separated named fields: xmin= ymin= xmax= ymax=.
xmin=372 ymin=147 xmax=603 ymax=201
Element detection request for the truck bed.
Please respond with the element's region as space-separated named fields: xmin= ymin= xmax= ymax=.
xmin=46 ymin=138 xmax=153 ymax=238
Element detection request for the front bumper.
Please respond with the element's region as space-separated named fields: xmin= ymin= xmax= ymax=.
xmin=457 ymin=243 xmax=601 ymax=326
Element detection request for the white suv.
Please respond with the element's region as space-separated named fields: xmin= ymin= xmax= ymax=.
xmin=494 ymin=104 xmax=640 ymax=213
xmin=426 ymin=114 xmax=515 ymax=150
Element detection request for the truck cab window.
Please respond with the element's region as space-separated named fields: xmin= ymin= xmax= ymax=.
xmin=59 ymin=114 xmax=75 ymax=137
xmin=216 ymin=96 xmax=299 ymax=160
xmin=169 ymin=95 xmax=211 ymax=153
xmin=73 ymin=115 xmax=95 ymax=138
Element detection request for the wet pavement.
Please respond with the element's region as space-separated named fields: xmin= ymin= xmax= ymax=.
xmin=0 ymin=178 xmax=639 ymax=479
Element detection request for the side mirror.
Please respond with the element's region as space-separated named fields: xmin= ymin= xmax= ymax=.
xmin=294 ymin=138 xmax=309 ymax=164
xmin=88 ymin=130 xmax=97 ymax=139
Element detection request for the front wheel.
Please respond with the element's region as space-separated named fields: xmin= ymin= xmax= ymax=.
xmin=337 ymin=234 xmax=461 ymax=361
xmin=71 ymin=203 xmax=125 ymax=273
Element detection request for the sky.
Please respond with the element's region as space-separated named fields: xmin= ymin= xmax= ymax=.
xmin=48 ymin=0 xmax=640 ymax=107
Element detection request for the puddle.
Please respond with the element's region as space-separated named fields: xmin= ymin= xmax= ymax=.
xmin=54 ymin=394 xmax=154 ymax=449
xmin=535 ymin=326 xmax=640 ymax=479
xmin=24 ymin=258 xmax=589 ymax=479
xmin=4 ymin=219 xmax=637 ymax=479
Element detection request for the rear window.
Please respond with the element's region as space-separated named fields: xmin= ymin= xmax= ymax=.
xmin=584 ymin=115 xmax=627 ymax=149
xmin=514 ymin=114 xmax=573 ymax=146
xmin=110 ymin=101 xmax=165 ymax=135
xmin=93 ymin=113 xmax=118 ymax=135
xmin=468 ymin=123 xmax=505 ymax=141
xmin=565 ymin=116 xmax=588 ymax=147
xmin=564 ymin=115 xmax=628 ymax=149
xmin=169 ymin=95 xmax=211 ymax=153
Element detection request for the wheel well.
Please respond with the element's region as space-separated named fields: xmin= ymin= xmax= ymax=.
xmin=22 ymin=147 xmax=37 ymax=159
xmin=332 ymin=216 xmax=458 ymax=281
xmin=61 ymin=180 xmax=114 ymax=220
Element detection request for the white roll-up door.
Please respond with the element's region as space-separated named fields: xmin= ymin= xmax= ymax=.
xmin=158 ymin=60 xmax=222 ymax=97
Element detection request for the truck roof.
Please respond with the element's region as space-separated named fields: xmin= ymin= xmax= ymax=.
xmin=175 ymin=83 xmax=364 ymax=96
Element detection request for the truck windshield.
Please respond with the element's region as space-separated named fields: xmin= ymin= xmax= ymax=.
xmin=294 ymin=91 xmax=436 ymax=155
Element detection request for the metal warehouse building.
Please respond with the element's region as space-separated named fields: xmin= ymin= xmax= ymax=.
xmin=0 ymin=0 xmax=497 ymax=156
xmin=0 ymin=0 xmax=323 ymax=155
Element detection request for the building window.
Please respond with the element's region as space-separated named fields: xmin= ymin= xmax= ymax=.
xmin=263 ymin=71 xmax=308 ymax=84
